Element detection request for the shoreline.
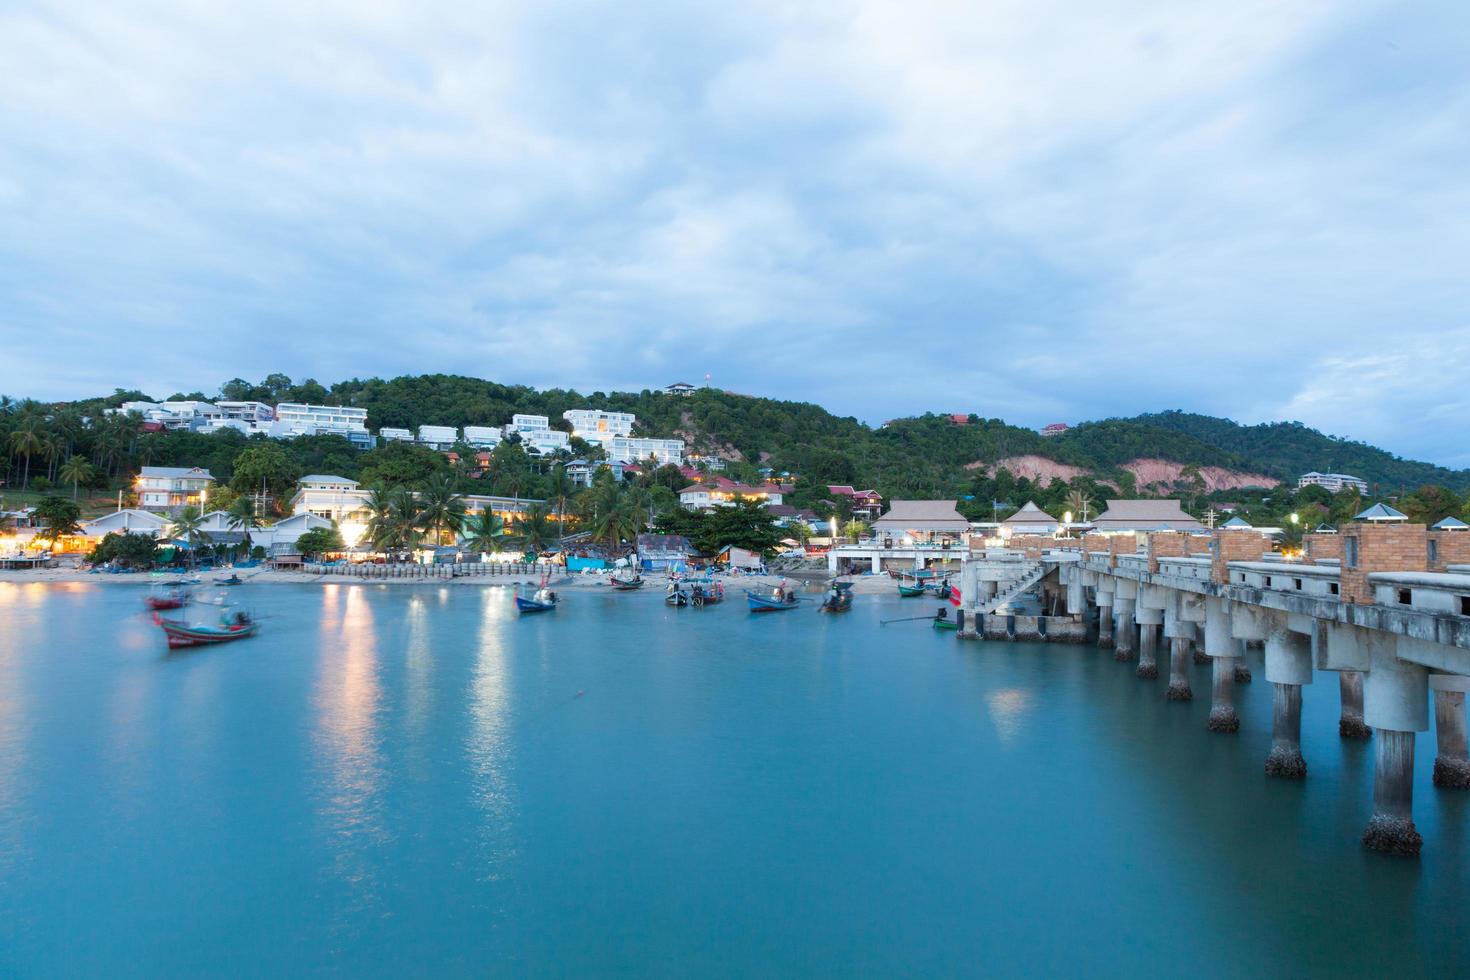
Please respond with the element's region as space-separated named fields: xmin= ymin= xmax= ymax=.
xmin=0 ymin=567 xmax=904 ymax=595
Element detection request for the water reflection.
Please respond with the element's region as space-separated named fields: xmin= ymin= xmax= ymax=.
xmin=985 ymin=688 xmax=1035 ymax=746
xmin=311 ymin=585 xmax=386 ymax=896
xmin=468 ymin=590 xmax=516 ymax=875
xmin=0 ymin=585 xmax=30 ymax=874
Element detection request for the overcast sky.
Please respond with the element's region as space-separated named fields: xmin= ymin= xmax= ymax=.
xmin=2 ymin=1 xmax=1468 ymax=465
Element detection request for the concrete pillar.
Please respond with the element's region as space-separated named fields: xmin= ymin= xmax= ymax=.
xmin=871 ymin=554 xmax=881 ymax=574
xmin=1234 ymin=639 xmax=1253 ymax=684
xmin=1264 ymin=622 xmax=1312 ymax=779
xmin=1339 ymin=672 xmax=1371 ymax=740
xmin=1362 ymin=731 xmax=1422 ymax=857
xmin=1167 ymin=638 xmax=1193 ymax=700
xmin=1207 ymin=656 xmax=1239 ymax=733
xmin=1430 ymin=675 xmax=1469 ymax=789
xmin=1113 ymin=598 xmax=1135 ymax=662
xmin=1096 ymin=593 xmax=1113 ymax=649
xmin=1137 ymin=623 xmax=1159 ymax=679
xmin=1066 ymin=580 xmax=1084 ymax=615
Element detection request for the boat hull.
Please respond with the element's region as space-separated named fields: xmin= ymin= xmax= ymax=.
xmin=932 ymin=617 xmax=958 ymax=631
xmin=515 ymin=597 xmax=557 ymax=614
xmin=746 ymin=591 xmax=799 ymax=612
xmin=155 ymin=618 xmax=258 ymax=648
xmin=897 ymin=584 xmax=926 ymax=598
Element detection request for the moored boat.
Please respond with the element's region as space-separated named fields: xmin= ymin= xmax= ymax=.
xmin=819 ymin=580 xmax=854 ymax=613
xmin=515 ymin=586 xmax=559 ymax=614
xmin=897 ymin=580 xmax=926 ymax=598
xmin=144 ymin=587 xmax=191 ymax=611
xmin=746 ymin=585 xmax=800 ymax=612
xmin=610 ymin=571 xmax=644 ymax=591
xmin=932 ymin=608 xmax=958 ymax=630
xmin=153 ymin=610 xmax=259 ymax=648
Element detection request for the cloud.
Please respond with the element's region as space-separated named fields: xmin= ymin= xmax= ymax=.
xmin=0 ymin=0 xmax=1468 ymax=465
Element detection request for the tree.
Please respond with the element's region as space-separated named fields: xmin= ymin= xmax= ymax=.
xmin=1064 ymin=488 xmax=1093 ymax=524
xmin=841 ymin=519 xmax=868 ymax=542
xmin=417 ymin=472 xmax=467 ymax=546
xmin=1402 ymin=484 xmax=1462 ymax=526
xmin=463 ymin=509 xmax=507 ymax=554
xmin=229 ymin=442 xmax=300 ymax=505
xmin=88 ymin=531 xmax=158 ymax=568
xmin=515 ymin=503 xmax=559 ymax=552
xmin=33 ymin=496 xmax=82 ymax=545
xmin=696 ymin=500 xmax=781 ymax=555
xmin=9 ymin=417 xmax=46 ymax=489
xmin=358 ymin=442 xmax=446 ymax=488
xmin=225 ymin=495 xmax=260 ymax=556
xmin=168 ymin=506 xmax=210 ymax=567
xmin=58 ymin=455 xmax=95 ymax=502
xmin=295 ymin=525 xmax=345 ymax=558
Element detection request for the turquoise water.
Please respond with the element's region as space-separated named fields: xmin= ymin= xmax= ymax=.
xmin=0 ymin=581 xmax=1465 ymax=977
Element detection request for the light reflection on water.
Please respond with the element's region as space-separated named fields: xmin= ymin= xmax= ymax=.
xmin=985 ymin=687 xmax=1035 ymax=745
xmin=468 ymin=589 xmax=517 ymax=877
xmin=311 ymin=585 xmax=386 ymax=898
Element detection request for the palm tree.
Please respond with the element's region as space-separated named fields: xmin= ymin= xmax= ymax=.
xmin=363 ymin=486 xmax=402 ymax=551
xmin=58 ymin=455 xmax=94 ymax=502
xmin=516 ymin=503 xmax=558 ymax=553
xmin=225 ymin=496 xmax=260 ymax=559
xmin=169 ymin=506 xmax=210 ymax=569
xmin=1064 ymin=489 xmax=1093 ymax=525
xmin=416 ymin=473 xmax=467 ymax=547
xmin=8 ymin=418 xmax=46 ymax=490
xmin=463 ymin=509 xmax=507 ymax=555
xmin=547 ymin=464 xmax=573 ymax=533
xmin=389 ymin=486 xmax=423 ymax=554
xmin=786 ymin=520 xmax=812 ymax=547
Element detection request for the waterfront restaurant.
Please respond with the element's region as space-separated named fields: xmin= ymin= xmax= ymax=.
xmin=1088 ymin=499 xmax=1207 ymax=533
xmin=870 ymin=500 xmax=971 ymax=547
xmin=1000 ymin=500 xmax=1060 ymax=536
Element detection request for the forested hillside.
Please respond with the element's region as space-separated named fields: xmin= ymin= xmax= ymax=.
xmin=5 ymin=376 xmax=1468 ymax=527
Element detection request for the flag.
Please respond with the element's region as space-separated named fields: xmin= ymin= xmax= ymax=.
xmin=949 ymin=584 xmax=962 ymax=606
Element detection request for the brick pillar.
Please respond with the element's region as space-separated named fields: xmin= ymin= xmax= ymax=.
xmin=1304 ymin=532 xmax=1342 ymax=564
xmin=1209 ymin=530 xmax=1270 ymax=586
xmin=1426 ymin=529 xmax=1470 ymax=573
xmin=1145 ymin=531 xmax=1187 ymax=574
xmin=1339 ymin=524 xmax=1429 ymax=604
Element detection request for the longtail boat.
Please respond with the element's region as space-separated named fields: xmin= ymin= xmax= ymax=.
xmin=515 ymin=586 xmax=559 ymax=614
xmin=609 ymin=570 xmax=643 ymax=590
xmin=153 ymin=611 xmax=259 ymax=648
xmin=897 ymin=581 xmax=926 ymax=598
xmin=932 ymin=615 xmax=958 ymax=631
xmin=144 ymin=587 xmax=191 ymax=611
xmin=820 ymin=580 xmax=854 ymax=613
xmin=746 ymin=587 xmax=799 ymax=612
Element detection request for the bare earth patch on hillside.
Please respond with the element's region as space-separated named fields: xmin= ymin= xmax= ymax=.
xmin=970 ymin=455 xmax=1090 ymax=483
xmin=1122 ymin=459 xmax=1279 ymax=491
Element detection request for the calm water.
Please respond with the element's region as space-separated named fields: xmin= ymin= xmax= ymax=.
xmin=0 ymin=581 xmax=1465 ymax=977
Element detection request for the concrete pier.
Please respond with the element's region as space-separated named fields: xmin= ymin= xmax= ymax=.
xmin=1167 ymin=639 xmax=1192 ymax=700
xmin=1207 ymin=657 xmax=1240 ymax=733
xmin=1362 ymin=730 xmax=1422 ymax=857
xmin=1431 ymin=682 xmax=1469 ymax=789
xmin=1137 ymin=624 xmax=1159 ymax=679
xmin=1096 ymin=595 xmax=1113 ymax=649
xmin=1264 ymin=623 xmax=1311 ymax=778
xmin=1265 ymin=684 xmax=1306 ymax=778
xmin=1233 ymin=640 xmax=1253 ymax=684
xmin=1113 ymin=598 xmax=1135 ymax=662
xmin=1339 ymin=671 xmax=1371 ymax=740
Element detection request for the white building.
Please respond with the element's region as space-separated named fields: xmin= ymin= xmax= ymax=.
xmin=462 ymin=425 xmax=502 ymax=448
xmin=1298 ymin=472 xmax=1369 ymax=494
xmin=563 ymin=409 xmax=636 ymax=442
xmin=417 ymin=425 xmax=459 ymax=449
xmin=287 ymin=475 xmax=544 ymax=549
xmin=136 ymin=466 xmax=216 ymax=512
xmin=271 ymin=403 xmax=372 ymax=449
xmin=215 ymin=401 xmax=275 ymax=425
xmin=379 ymin=427 xmax=414 ymax=442
xmin=116 ymin=400 xmax=224 ymax=431
xmin=521 ymin=428 xmax=569 ymax=455
xmin=508 ymin=414 xmax=551 ymax=433
xmin=608 ymin=436 xmax=684 ymax=466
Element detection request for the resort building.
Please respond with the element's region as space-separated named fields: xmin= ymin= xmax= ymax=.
xmin=1001 ymin=501 xmax=1060 ymax=536
xmin=116 ymin=400 xmax=224 ymax=431
xmin=607 ymin=436 xmax=684 ymax=466
xmin=1298 ymin=472 xmax=1369 ymax=494
xmin=678 ymin=479 xmax=785 ymax=511
xmin=508 ymin=414 xmax=551 ymax=433
xmin=827 ymin=500 xmax=971 ymax=574
xmin=462 ymin=426 xmax=502 ymax=448
xmin=1089 ymin=499 xmax=1206 ymax=533
xmin=565 ymin=459 xmax=633 ymax=488
xmin=135 ymin=466 xmax=216 ymax=512
xmin=286 ymin=475 xmax=543 ymax=549
xmin=1040 ymin=423 xmax=1069 ymax=437
xmin=563 ymin=409 xmax=636 ymax=442
xmin=379 ymin=427 xmax=414 ymax=443
xmin=827 ymin=485 xmax=884 ymax=519
xmin=662 ymin=382 xmax=697 ymax=396
xmin=417 ymin=425 xmax=459 ymax=449
xmin=215 ymin=401 xmax=275 ymax=425
xmin=272 ymin=403 xmax=372 ymax=449
xmin=79 ymin=508 xmax=173 ymax=540
xmin=521 ymin=428 xmax=570 ymax=456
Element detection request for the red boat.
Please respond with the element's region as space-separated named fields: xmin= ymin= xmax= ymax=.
xmin=152 ymin=611 xmax=260 ymax=649
xmin=144 ymin=591 xmax=190 ymax=611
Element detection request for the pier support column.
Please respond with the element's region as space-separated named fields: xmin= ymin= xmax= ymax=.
xmin=1113 ymin=598 xmax=1136 ymax=662
xmin=1264 ymin=621 xmax=1312 ymax=779
xmin=1096 ymin=591 xmax=1113 ymax=649
xmin=1234 ymin=640 xmax=1253 ymax=684
xmin=1362 ymin=731 xmax=1421 ymax=856
xmin=1361 ymin=650 xmax=1429 ymax=856
xmin=1339 ymin=671 xmax=1371 ymax=740
xmin=1135 ymin=619 xmax=1161 ymax=679
xmin=1430 ymin=675 xmax=1470 ymax=789
xmin=1207 ymin=656 xmax=1240 ymax=733
xmin=1162 ymin=600 xmax=1195 ymax=701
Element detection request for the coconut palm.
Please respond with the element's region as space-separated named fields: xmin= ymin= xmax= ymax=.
xmin=590 ymin=499 xmax=643 ymax=551
xmin=462 ymin=509 xmax=507 ymax=555
xmin=547 ymin=464 xmax=573 ymax=532
xmin=416 ymin=473 xmax=467 ymax=547
xmin=8 ymin=418 xmax=46 ymax=489
xmin=514 ymin=504 xmax=558 ymax=553
xmin=1064 ymin=489 xmax=1093 ymax=525
xmin=168 ymin=506 xmax=210 ymax=569
xmin=225 ymin=496 xmax=260 ymax=558
xmin=58 ymin=454 xmax=94 ymax=502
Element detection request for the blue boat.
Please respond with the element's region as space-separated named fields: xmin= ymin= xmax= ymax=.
xmin=746 ymin=587 xmax=800 ymax=612
xmin=514 ymin=587 xmax=559 ymax=614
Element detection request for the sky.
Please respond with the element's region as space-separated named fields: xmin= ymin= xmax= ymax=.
xmin=2 ymin=1 xmax=1469 ymax=466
